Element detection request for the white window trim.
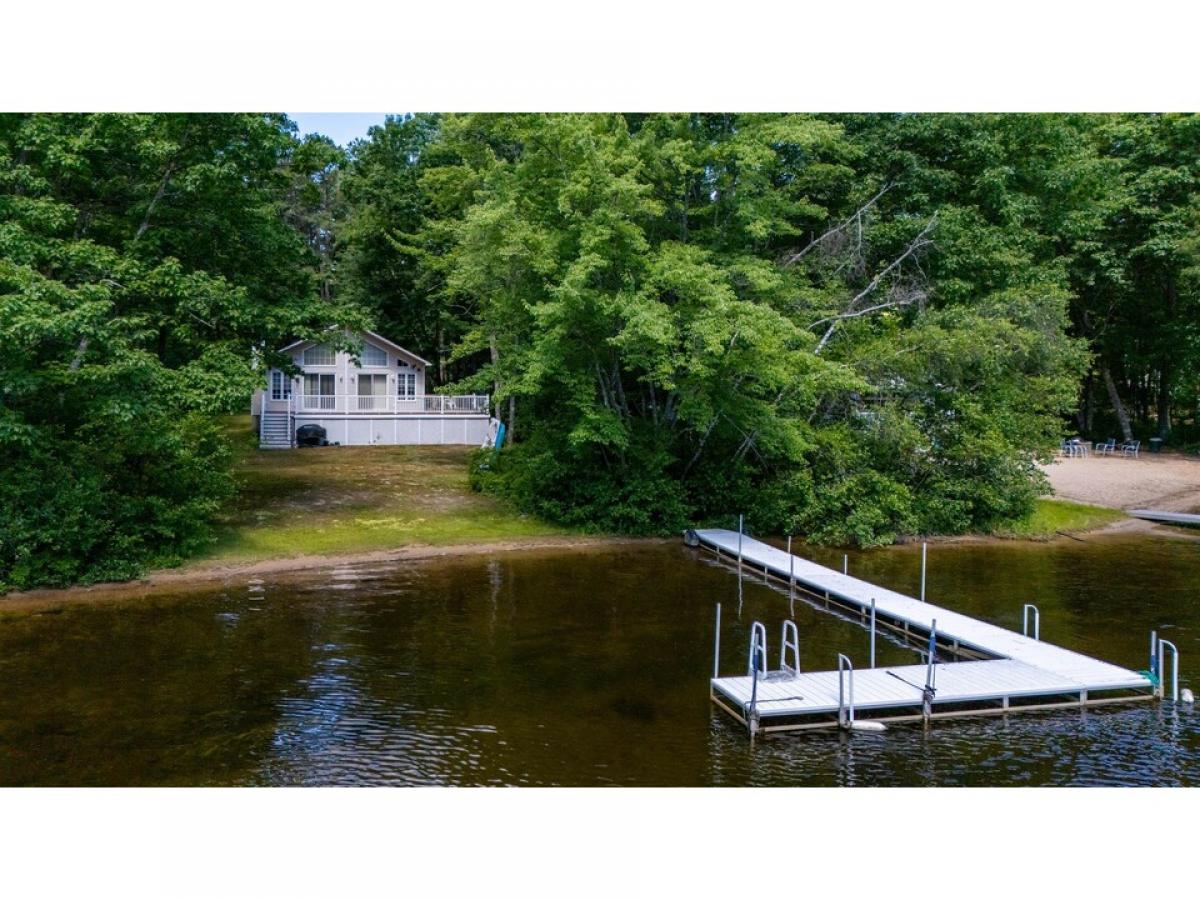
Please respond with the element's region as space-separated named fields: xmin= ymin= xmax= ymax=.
xmin=270 ymin=370 xmax=291 ymax=400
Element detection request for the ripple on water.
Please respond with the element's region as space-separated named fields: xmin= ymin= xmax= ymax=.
xmin=2 ymin=539 xmax=1199 ymax=785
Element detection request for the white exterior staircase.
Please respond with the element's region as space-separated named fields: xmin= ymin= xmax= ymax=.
xmin=259 ymin=410 xmax=294 ymax=449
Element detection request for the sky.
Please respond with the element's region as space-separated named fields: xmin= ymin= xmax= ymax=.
xmin=288 ymin=112 xmax=392 ymax=147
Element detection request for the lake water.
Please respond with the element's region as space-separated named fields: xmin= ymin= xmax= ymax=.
xmin=1 ymin=535 xmax=1198 ymax=786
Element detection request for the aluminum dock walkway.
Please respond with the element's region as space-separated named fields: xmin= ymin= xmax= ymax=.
xmin=688 ymin=528 xmax=1170 ymax=733
xmin=1128 ymin=509 xmax=1200 ymax=528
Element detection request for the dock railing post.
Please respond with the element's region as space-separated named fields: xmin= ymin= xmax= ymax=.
xmin=870 ymin=598 xmax=877 ymax=668
xmin=837 ymin=653 xmax=855 ymax=729
xmin=713 ymin=602 xmax=722 ymax=680
xmin=748 ymin=647 xmax=761 ymax=737
xmin=1023 ymin=604 xmax=1040 ymax=641
xmin=920 ymin=542 xmax=927 ymax=603
xmin=1158 ymin=638 xmax=1179 ymax=703
xmin=843 ymin=553 xmax=848 ymax=575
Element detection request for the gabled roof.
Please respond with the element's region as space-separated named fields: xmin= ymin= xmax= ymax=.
xmin=279 ymin=328 xmax=432 ymax=367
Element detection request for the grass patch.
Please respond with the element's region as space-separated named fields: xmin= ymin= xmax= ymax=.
xmin=997 ymin=498 xmax=1126 ymax=539
xmin=201 ymin=416 xmax=573 ymax=563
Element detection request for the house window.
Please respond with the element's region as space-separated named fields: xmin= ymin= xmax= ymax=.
xmin=303 ymin=344 xmax=337 ymax=366
xmin=270 ymin=370 xmax=291 ymax=400
xmin=357 ymin=373 xmax=388 ymax=410
xmin=397 ymin=372 xmax=417 ymax=399
xmin=360 ymin=343 xmax=388 ymax=367
xmin=303 ymin=373 xmax=336 ymax=410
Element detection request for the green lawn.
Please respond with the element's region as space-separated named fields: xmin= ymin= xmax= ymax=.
xmin=202 ymin=417 xmax=571 ymax=563
xmin=204 ymin=420 xmax=1124 ymax=563
xmin=996 ymin=498 xmax=1126 ymax=539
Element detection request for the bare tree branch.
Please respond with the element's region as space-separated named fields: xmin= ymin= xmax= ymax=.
xmin=780 ymin=184 xmax=891 ymax=269
xmin=813 ymin=214 xmax=937 ymax=355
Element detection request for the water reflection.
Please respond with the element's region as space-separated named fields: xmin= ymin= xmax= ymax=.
xmin=0 ymin=536 xmax=1198 ymax=785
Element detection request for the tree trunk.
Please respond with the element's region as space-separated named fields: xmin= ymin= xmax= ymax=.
xmin=1102 ymin=365 xmax=1134 ymax=443
xmin=438 ymin=325 xmax=448 ymax=384
xmin=1157 ymin=365 xmax=1171 ymax=439
xmin=1158 ymin=278 xmax=1178 ymax=439
xmin=1076 ymin=370 xmax=1095 ymax=435
xmin=507 ymin=395 xmax=516 ymax=446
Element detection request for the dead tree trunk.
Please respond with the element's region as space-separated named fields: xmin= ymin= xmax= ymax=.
xmin=1102 ymin=365 xmax=1134 ymax=443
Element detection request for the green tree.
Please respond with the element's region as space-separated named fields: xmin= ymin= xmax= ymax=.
xmin=410 ymin=113 xmax=1088 ymax=540
xmin=0 ymin=113 xmax=348 ymax=589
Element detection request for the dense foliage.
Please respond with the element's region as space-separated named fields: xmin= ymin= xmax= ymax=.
xmin=399 ymin=114 xmax=1092 ymax=538
xmin=5 ymin=112 xmax=1200 ymax=588
xmin=0 ymin=114 xmax=346 ymax=589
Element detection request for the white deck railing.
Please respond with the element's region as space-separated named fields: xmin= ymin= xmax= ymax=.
xmin=293 ymin=394 xmax=490 ymax=415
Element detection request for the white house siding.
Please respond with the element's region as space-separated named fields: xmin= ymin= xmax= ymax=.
xmin=293 ymin=415 xmax=490 ymax=446
xmin=257 ymin=331 xmax=488 ymax=448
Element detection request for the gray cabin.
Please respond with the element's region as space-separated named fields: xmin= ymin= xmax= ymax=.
xmin=251 ymin=330 xmax=491 ymax=448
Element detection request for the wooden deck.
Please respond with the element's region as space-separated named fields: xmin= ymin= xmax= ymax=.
xmin=689 ymin=528 xmax=1157 ymax=732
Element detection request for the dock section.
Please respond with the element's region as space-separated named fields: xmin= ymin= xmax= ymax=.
xmin=1128 ymin=509 xmax=1200 ymax=528
xmin=689 ymin=528 xmax=1160 ymax=733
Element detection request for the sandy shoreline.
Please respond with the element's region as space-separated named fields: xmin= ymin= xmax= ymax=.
xmin=0 ymin=536 xmax=664 ymax=612
xmin=1041 ymin=451 xmax=1200 ymax=512
xmin=9 ymin=451 xmax=1200 ymax=610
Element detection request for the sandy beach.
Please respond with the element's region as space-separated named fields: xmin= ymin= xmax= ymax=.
xmin=1041 ymin=450 xmax=1200 ymax=512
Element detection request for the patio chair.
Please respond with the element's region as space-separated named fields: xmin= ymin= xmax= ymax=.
xmin=1094 ymin=438 xmax=1116 ymax=456
xmin=1120 ymin=440 xmax=1141 ymax=458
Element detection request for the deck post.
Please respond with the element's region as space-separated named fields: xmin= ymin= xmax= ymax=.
xmin=920 ymin=542 xmax=927 ymax=603
xmin=713 ymin=602 xmax=722 ymax=679
xmin=870 ymin=598 xmax=877 ymax=668
xmin=843 ymin=554 xmax=848 ymax=575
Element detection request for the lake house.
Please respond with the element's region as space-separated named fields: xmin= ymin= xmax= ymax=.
xmin=251 ymin=330 xmax=491 ymax=448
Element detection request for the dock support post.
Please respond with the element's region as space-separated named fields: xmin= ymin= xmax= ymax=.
xmin=713 ymin=602 xmax=721 ymax=679
xmin=787 ymin=536 xmax=795 ymax=615
xmin=748 ymin=646 xmax=761 ymax=738
xmin=870 ymin=598 xmax=877 ymax=668
xmin=737 ymin=515 xmax=744 ymax=576
xmin=843 ymin=554 xmax=848 ymax=575
xmin=923 ymin=618 xmax=938 ymax=724
xmin=920 ymin=542 xmax=927 ymax=603
xmin=1149 ymin=630 xmax=1158 ymax=686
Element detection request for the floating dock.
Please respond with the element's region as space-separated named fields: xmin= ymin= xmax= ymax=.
xmin=1127 ymin=508 xmax=1200 ymax=528
xmin=687 ymin=528 xmax=1175 ymax=734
